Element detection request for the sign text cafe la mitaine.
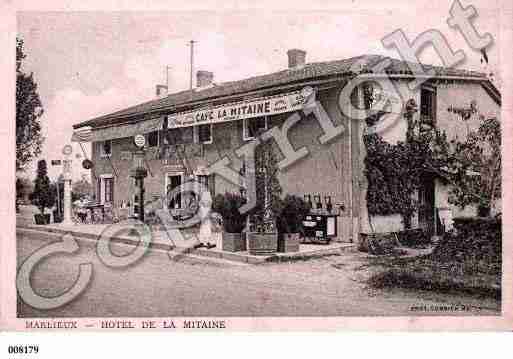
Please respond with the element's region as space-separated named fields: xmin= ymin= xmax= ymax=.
xmin=167 ymin=89 xmax=309 ymax=128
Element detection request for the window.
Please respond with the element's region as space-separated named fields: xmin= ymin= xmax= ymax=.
xmin=167 ymin=127 xmax=194 ymax=145
xmin=147 ymin=130 xmax=159 ymax=147
xmin=196 ymin=174 xmax=215 ymax=196
xmin=99 ymin=175 xmax=114 ymax=204
xmin=420 ymin=87 xmax=437 ymax=127
xmin=195 ymin=124 xmax=213 ymax=144
xmin=243 ymin=117 xmax=268 ymax=141
xmin=99 ymin=140 xmax=112 ymax=157
xmin=197 ymin=174 xmax=209 ymax=190
xmin=104 ymin=177 xmax=114 ymax=203
xmin=96 ymin=178 xmax=101 ymax=202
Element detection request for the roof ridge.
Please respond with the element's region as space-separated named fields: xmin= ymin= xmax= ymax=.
xmin=74 ymin=54 xmax=490 ymax=129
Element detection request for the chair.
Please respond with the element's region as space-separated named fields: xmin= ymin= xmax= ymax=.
xmin=103 ymin=202 xmax=120 ymax=224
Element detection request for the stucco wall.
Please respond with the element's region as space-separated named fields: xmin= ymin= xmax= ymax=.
xmin=91 ymin=85 xmax=355 ymax=241
xmin=360 ymin=79 xmax=501 ymax=234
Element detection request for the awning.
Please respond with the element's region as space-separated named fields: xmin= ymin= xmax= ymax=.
xmin=71 ymin=126 xmax=92 ymax=142
xmin=73 ymin=87 xmax=314 ymax=142
xmin=73 ymin=117 xmax=164 ymax=142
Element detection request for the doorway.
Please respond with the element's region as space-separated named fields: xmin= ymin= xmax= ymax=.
xmin=418 ymin=176 xmax=435 ymax=237
xmin=99 ymin=174 xmax=114 ymax=204
xmin=165 ymin=172 xmax=184 ymax=209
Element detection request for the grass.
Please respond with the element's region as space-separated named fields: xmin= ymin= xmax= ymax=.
xmin=367 ymin=255 xmax=501 ymax=299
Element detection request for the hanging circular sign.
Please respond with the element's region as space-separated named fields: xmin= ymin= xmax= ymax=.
xmin=62 ymin=144 xmax=73 ymax=156
xmin=134 ymin=134 xmax=146 ymax=148
xmin=82 ymin=159 xmax=93 ymax=169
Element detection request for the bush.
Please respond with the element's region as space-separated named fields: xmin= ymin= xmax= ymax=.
xmin=359 ymin=232 xmax=401 ymax=255
xmin=212 ymin=193 xmax=248 ymax=233
xmin=366 ymin=217 xmax=502 ymax=298
xmin=30 ymin=160 xmax=55 ymax=214
xmin=368 ymin=258 xmax=500 ymax=298
xmin=432 ymin=216 xmax=501 ymax=264
xmin=277 ymin=195 xmax=310 ymax=233
xmin=395 ymin=229 xmax=431 ymax=247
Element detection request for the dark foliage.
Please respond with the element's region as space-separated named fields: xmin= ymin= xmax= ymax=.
xmin=367 ymin=217 xmax=502 ymax=298
xmin=276 ymin=195 xmax=310 ymax=233
xmin=251 ymin=138 xmax=282 ymax=233
xmin=212 ymin=192 xmax=248 ymax=233
xmin=358 ymin=232 xmax=402 ymax=255
xmin=16 ymin=37 xmax=44 ymax=172
xmin=30 ymin=160 xmax=55 ymax=214
xmin=432 ymin=217 xmax=501 ymax=265
xmin=365 ymin=105 xmax=501 ymax=226
xmin=395 ymin=229 xmax=431 ymax=247
xmin=368 ymin=261 xmax=500 ymax=299
xmin=364 ymin=133 xmax=424 ymax=228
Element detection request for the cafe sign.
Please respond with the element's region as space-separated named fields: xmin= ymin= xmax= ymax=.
xmin=167 ymin=87 xmax=314 ymax=129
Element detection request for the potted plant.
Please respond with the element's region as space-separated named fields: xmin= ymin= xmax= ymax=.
xmin=247 ymin=138 xmax=282 ymax=255
xmin=212 ymin=192 xmax=248 ymax=252
xmin=30 ymin=160 xmax=55 ymax=225
xmin=277 ymin=195 xmax=310 ymax=252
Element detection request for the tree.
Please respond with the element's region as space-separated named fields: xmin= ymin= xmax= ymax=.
xmin=16 ymin=176 xmax=33 ymax=199
xmin=30 ymin=160 xmax=55 ymax=214
xmin=429 ymin=117 xmax=501 ymax=216
xmin=250 ymin=137 xmax=283 ymax=233
xmin=364 ymin=99 xmax=501 ymax=229
xmin=16 ymin=37 xmax=44 ymax=172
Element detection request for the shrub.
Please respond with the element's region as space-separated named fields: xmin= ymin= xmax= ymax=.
xmin=432 ymin=216 xmax=501 ymax=264
xmin=212 ymin=193 xmax=248 ymax=233
xmin=277 ymin=195 xmax=310 ymax=233
xmin=359 ymin=232 xmax=401 ymax=255
xmin=30 ymin=159 xmax=55 ymax=214
xmin=395 ymin=229 xmax=431 ymax=247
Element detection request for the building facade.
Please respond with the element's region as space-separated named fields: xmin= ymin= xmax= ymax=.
xmin=73 ymin=51 xmax=501 ymax=242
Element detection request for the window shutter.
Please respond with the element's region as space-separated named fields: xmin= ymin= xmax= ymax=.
xmin=96 ymin=178 xmax=101 ymax=202
xmin=209 ymin=174 xmax=215 ymax=196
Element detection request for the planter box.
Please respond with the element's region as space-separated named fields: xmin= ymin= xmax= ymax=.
xmin=53 ymin=210 xmax=63 ymax=223
xmin=222 ymin=232 xmax=246 ymax=252
xmin=278 ymin=233 xmax=300 ymax=253
xmin=247 ymin=232 xmax=278 ymax=256
xmin=34 ymin=213 xmax=51 ymax=225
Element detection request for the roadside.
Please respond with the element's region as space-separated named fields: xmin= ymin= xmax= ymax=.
xmin=16 ymin=204 xmax=353 ymax=265
xmin=363 ymin=218 xmax=502 ymax=301
xmin=16 ymin=229 xmax=500 ymax=317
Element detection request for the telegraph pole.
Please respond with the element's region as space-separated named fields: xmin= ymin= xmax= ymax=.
xmin=189 ymin=40 xmax=195 ymax=90
xmin=166 ymin=65 xmax=171 ymax=89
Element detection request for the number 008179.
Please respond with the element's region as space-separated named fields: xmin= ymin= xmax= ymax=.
xmin=7 ymin=345 xmax=39 ymax=354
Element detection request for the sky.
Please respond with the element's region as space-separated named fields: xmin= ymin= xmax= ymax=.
xmin=16 ymin=0 xmax=501 ymax=182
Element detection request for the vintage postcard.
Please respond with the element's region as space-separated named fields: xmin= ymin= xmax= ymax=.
xmin=1 ymin=0 xmax=512 ymax=332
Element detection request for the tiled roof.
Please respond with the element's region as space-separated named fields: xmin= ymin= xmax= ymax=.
xmin=74 ymin=54 xmax=489 ymax=129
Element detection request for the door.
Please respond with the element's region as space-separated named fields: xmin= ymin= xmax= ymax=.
xmin=100 ymin=175 xmax=114 ymax=204
xmin=166 ymin=173 xmax=183 ymax=209
xmin=418 ymin=176 xmax=435 ymax=236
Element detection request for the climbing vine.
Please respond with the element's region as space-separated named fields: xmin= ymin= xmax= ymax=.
xmin=364 ymin=132 xmax=427 ymax=228
xmin=364 ymin=97 xmax=501 ymax=227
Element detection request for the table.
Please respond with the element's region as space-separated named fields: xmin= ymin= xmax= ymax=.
xmin=301 ymin=211 xmax=340 ymax=244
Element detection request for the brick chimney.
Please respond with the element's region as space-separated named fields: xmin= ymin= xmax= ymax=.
xmin=196 ymin=70 xmax=214 ymax=87
xmin=287 ymin=49 xmax=306 ymax=69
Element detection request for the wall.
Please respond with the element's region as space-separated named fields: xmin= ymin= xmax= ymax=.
xmin=90 ymin=84 xmax=355 ymax=241
xmin=358 ymin=78 xmax=501 ymax=234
